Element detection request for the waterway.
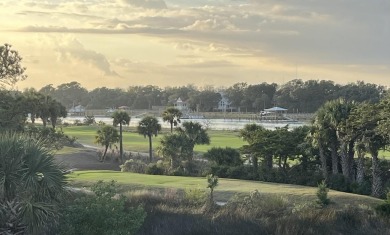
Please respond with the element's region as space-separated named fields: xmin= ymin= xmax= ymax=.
xmin=63 ymin=116 xmax=306 ymax=130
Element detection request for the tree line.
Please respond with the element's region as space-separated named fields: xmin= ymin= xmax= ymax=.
xmin=36 ymin=79 xmax=386 ymax=113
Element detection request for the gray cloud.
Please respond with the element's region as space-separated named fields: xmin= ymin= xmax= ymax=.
xmin=3 ymin=0 xmax=390 ymax=86
xmin=56 ymin=38 xmax=118 ymax=76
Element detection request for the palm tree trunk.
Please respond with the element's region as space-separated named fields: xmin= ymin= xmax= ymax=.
xmin=266 ymin=154 xmax=273 ymax=169
xmin=170 ymin=121 xmax=173 ymax=133
xmin=371 ymin=151 xmax=383 ymax=198
xmin=148 ymin=135 xmax=153 ymax=162
xmin=356 ymin=150 xmax=365 ymax=184
xmin=31 ymin=113 xmax=35 ymax=124
xmin=319 ymin=144 xmax=328 ymax=181
xmin=340 ymin=141 xmax=350 ymax=180
xmin=119 ymin=123 xmax=123 ymax=163
xmin=330 ymin=141 xmax=339 ymax=174
xmin=348 ymin=140 xmax=355 ymax=181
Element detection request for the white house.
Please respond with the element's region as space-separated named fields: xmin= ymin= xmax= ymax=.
xmin=173 ymin=97 xmax=188 ymax=111
xmin=216 ymin=92 xmax=233 ymax=112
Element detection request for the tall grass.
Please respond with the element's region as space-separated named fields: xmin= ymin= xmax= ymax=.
xmin=119 ymin=187 xmax=390 ymax=235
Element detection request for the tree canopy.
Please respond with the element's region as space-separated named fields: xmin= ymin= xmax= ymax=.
xmin=0 ymin=44 xmax=27 ymax=88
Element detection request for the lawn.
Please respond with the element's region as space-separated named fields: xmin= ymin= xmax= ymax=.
xmin=68 ymin=170 xmax=383 ymax=207
xmin=63 ymin=126 xmax=246 ymax=153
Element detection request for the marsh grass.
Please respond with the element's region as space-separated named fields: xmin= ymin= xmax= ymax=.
xmin=116 ymin=187 xmax=390 ymax=235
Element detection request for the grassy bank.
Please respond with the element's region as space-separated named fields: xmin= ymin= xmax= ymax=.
xmin=62 ymin=125 xmax=246 ymax=153
xmin=68 ymin=170 xmax=390 ymax=234
xmin=68 ymin=170 xmax=382 ymax=207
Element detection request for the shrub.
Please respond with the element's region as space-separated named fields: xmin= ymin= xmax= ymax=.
xmin=59 ymin=181 xmax=146 ymax=235
xmin=375 ymin=191 xmax=390 ymax=217
xmin=350 ymin=180 xmax=371 ymax=195
xmin=210 ymin=165 xmax=229 ymax=178
xmin=226 ymin=165 xmax=251 ymax=179
xmin=329 ymin=173 xmax=351 ymax=192
xmin=83 ymin=115 xmax=96 ymax=125
xmin=184 ymin=187 xmax=207 ymax=205
xmin=375 ymin=203 xmax=390 ymax=217
xmin=73 ymin=119 xmax=83 ymax=126
xmin=316 ymin=180 xmax=330 ymax=207
xmin=146 ymin=163 xmax=164 ymax=175
xmin=24 ymin=125 xmax=76 ymax=149
xmin=120 ymin=159 xmax=147 ymax=173
xmin=204 ymin=147 xmax=243 ymax=166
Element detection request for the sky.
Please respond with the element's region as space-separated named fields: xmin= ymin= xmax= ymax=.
xmin=1 ymin=0 xmax=389 ymax=90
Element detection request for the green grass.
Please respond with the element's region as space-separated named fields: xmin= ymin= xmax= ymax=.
xmin=54 ymin=146 xmax=82 ymax=155
xmin=379 ymin=150 xmax=390 ymax=160
xmin=62 ymin=126 xmax=246 ymax=153
xmin=68 ymin=170 xmax=382 ymax=206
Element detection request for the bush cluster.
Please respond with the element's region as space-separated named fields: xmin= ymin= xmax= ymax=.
xmin=58 ymin=181 xmax=146 ymax=235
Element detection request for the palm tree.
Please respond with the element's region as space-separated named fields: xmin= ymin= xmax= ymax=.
xmin=95 ymin=125 xmax=119 ymax=162
xmin=176 ymin=121 xmax=210 ymax=162
xmin=311 ymin=109 xmax=331 ymax=180
xmin=137 ymin=116 xmax=161 ymax=162
xmin=112 ymin=111 xmax=130 ymax=163
xmin=158 ymin=133 xmax=191 ymax=170
xmin=313 ymin=102 xmax=340 ymax=176
xmin=350 ymin=102 xmax=388 ymax=197
xmin=327 ymin=99 xmax=357 ymax=180
xmin=162 ymin=107 xmax=182 ymax=133
xmin=314 ymin=99 xmax=356 ymax=180
xmin=0 ymin=133 xmax=66 ymax=234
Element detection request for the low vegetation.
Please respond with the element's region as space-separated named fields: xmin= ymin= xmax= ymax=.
xmin=66 ymin=175 xmax=390 ymax=235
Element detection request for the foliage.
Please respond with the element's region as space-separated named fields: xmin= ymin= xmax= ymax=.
xmin=176 ymin=122 xmax=210 ymax=160
xmin=0 ymin=43 xmax=27 ymax=88
xmin=162 ymin=107 xmax=182 ymax=133
xmin=83 ymin=115 xmax=96 ymax=125
xmin=204 ymin=147 xmax=242 ymax=166
xmin=145 ymin=163 xmax=165 ymax=175
xmin=158 ymin=133 xmax=192 ymax=171
xmin=120 ymin=159 xmax=147 ymax=173
xmin=0 ymin=133 xmax=66 ymax=234
xmin=0 ymin=90 xmax=27 ymax=131
xmin=375 ymin=191 xmax=390 ymax=217
xmin=24 ymin=125 xmax=76 ymax=149
xmin=316 ymin=181 xmax=330 ymax=207
xmin=206 ymin=174 xmax=218 ymax=202
xmin=95 ymin=125 xmax=119 ymax=161
xmin=184 ymin=187 xmax=207 ymax=205
xmin=59 ymin=181 xmax=146 ymax=235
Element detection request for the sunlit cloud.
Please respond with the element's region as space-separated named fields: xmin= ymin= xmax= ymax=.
xmin=0 ymin=0 xmax=388 ymax=90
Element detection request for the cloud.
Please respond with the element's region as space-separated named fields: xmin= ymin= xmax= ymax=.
xmin=118 ymin=0 xmax=167 ymax=9
xmin=2 ymin=0 xmax=390 ymax=89
xmin=55 ymin=38 xmax=118 ymax=76
xmin=169 ymin=60 xmax=237 ymax=69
